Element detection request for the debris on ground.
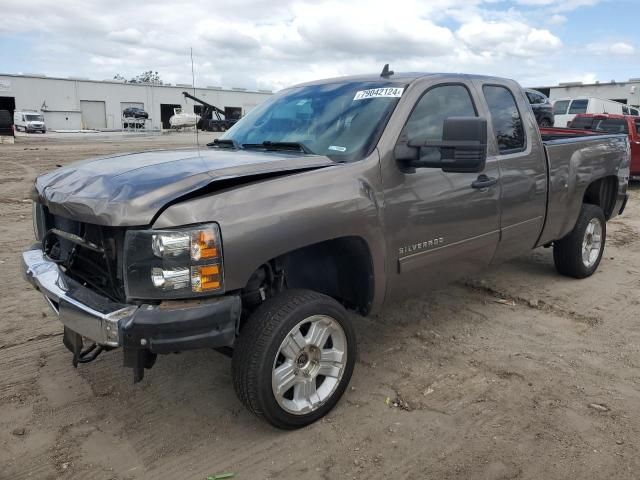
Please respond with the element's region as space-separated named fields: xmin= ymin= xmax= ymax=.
xmin=11 ymin=427 xmax=25 ymax=436
xmin=207 ymin=473 xmax=235 ymax=480
xmin=494 ymin=298 xmax=516 ymax=307
xmin=385 ymin=393 xmax=412 ymax=411
xmin=588 ymin=403 xmax=610 ymax=412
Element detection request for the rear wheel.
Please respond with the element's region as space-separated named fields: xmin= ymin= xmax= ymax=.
xmin=539 ymin=118 xmax=552 ymax=127
xmin=232 ymin=289 xmax=356 ymax=429
xmin=553 ymin=204 xmax=606 ymax=278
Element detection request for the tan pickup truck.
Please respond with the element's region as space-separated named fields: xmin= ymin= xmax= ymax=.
xmin=23 ymin=69 xmax=629 ymax=428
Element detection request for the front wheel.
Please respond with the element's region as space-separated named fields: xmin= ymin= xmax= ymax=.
xmin=232 ymin=289 xmax=356 ymax=429
xmin=553 ymin=204 xmax=606 ymax=278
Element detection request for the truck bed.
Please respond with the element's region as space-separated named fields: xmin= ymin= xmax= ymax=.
xmin=537 ymin=132 xmax=629 ymax=246
xmin=539 ymin=126 xmax=604 ymax=142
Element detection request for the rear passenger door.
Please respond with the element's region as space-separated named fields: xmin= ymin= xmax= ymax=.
xmin=474 ymin=82 xmax=548 ymax=263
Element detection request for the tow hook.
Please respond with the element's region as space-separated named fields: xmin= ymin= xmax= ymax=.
xmin=62 ymin=327 xmax=111 ymax=367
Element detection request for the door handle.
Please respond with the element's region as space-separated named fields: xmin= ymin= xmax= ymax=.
xmin=471 ymin=175 xmax=497 ymax=189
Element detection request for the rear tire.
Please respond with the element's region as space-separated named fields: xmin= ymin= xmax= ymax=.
xmin=539 ymin=118 xmax=552 ymax=127
xmin=553 ymin=204 xmax=606 ymax=278
xmin=232 ymin=289 xmax=356 ymax=429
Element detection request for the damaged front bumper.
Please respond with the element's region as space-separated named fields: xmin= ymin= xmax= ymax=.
xmin=22 ymin=246 xmax=241 ymax=380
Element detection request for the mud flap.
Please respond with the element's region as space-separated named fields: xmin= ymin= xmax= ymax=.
xmin=123 ymin=348 xmax=157 ymax=383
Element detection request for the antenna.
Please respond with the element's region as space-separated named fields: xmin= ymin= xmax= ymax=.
xmin=190 ymin=47 xmax=200 ymax=153
xmin=380 ymin=64 xmax=394 ymax=78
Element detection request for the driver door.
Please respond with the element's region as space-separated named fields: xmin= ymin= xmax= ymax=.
xmin=381 ymin=81 xmax=501 ymax=301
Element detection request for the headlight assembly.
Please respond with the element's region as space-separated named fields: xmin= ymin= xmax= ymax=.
xmin=124 ymin=223 xmax=224 ymax=300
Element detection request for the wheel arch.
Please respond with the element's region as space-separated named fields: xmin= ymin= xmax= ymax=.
xmin=242 ymin=236 xmax=376 ymax=316
xmin=583 ymin=175 xmax=618 ymax=219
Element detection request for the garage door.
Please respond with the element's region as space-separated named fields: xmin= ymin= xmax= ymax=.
xmin=80 ymin=100 xmax=106 ymax=130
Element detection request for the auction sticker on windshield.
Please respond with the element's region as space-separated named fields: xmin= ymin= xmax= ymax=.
xmin=353 ymin=87 xmax=404 ymax=101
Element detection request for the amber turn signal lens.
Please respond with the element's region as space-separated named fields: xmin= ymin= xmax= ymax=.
xmin=191 ymin=229 xmax=219 ymax=261
xmin=191 ymin=264 xmax=222 ymax=292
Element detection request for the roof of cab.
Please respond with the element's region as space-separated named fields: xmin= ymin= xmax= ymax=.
xmin=290 ymin=72 xmax=517 ymax=89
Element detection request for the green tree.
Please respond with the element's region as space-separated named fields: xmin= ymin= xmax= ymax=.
xmin=113 ymin=71 xmax=162 ymax=84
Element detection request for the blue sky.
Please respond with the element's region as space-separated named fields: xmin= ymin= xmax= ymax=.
xmin=0 ymin=0 xmax=638 ymax=91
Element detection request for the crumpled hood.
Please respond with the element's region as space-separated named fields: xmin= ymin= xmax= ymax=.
xmin=35 ymin=147 xmax=335 ymax=226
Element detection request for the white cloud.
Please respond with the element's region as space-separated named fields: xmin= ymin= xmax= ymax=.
xmin=456 ymin=20 xmax=561 ymax=57
xmin=548 ymin=14 xmax=567 ymax=25
xmin=609 ymin=42 xmax=636 ymax=56
xmin=515 ymin=0 xmax=601 ymax=12
xmin=0 ymin=0 xmax=625 ymax=91
xmin=107 ymin=28 xmax=144 ymax=45
xmin=586 ymin=41 xmax=636 ymax=56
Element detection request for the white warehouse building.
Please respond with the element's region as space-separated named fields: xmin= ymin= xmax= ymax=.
xmin=0 ymin=73 xmax=272 ymax=131
xmin=534 ymin=78 xmax=640 ymax=108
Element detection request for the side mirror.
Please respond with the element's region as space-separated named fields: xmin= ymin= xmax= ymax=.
xmin=394 ymin=117 xmax=488 ymax=173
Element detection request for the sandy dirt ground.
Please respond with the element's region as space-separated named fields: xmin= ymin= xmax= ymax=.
xmin=1 ymin=133 xmax=639 ymax=480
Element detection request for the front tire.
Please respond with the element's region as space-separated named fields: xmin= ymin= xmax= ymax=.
xmin=553 ymin=204 xmax=606 ymax=278
xmin=232 ymin=289 xmax=356 ymax=429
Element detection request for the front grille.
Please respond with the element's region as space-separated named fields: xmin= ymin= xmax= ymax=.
xmin=42 ymin=208 xmax=126 ymax=302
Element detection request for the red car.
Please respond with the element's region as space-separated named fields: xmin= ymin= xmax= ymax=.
xmin=569 ymin=114 xmax=640 ymax=179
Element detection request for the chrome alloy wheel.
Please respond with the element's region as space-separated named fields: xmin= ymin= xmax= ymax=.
xmin=272 ymin=315 xmax=347 ymax=415
xmin=582 ymin=218 xmax=603 ymax=268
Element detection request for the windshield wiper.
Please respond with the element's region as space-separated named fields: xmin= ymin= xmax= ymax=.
xmin=207 ymin=138 xmax=241 ymax=149
xmin=242 ymin=141 xmax=313 ymax=154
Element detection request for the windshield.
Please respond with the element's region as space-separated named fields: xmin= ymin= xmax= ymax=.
xmin=26 ymin=114 xmax=43 ymax=121
xmin=219 ymin=81 xmax=406 ymax=161
xmin=553 ymin=100 xmax=570 ymax=115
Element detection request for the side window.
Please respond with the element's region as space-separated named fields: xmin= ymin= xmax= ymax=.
xmin=403 ymin=85 xmax=476 ymax=160
xmin=635 ymin=120 xmax=640 ymax=134
xmin=568 ymin=99 xmax=588 ymax=114
xmin=631 ymin=108 xmax=639 ymax=116
xmin=483 ymin=85 xmax=526 ymax=154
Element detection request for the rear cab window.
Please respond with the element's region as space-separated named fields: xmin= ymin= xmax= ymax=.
xmin=572 ymin=117 xmax=629 ymax=134
xmin=570 ymin=117 xmax=595 ymax=129
xmin=595 ymin=118 xmax=628 ymax=134
xmin=482 ymin=85 xmax=526 ymax=154
xmin=568 ymin=99 xmax=589 ymax=114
